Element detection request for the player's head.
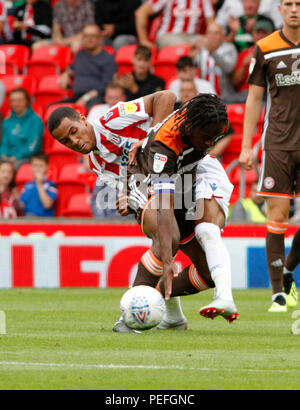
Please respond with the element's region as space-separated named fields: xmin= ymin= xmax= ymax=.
xmin=48 ymin=107 xmax=96 ymax=154
xmin=175 ymin=93 xmax=228 ymax=151
xmin=279 ymin=0 xmax=300 ymax=28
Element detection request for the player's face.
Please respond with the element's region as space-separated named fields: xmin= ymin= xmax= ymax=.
xmin=52 ymin=116 xmax=96 ymax=154
xmin=279 ymin=1 xmax=300 ymax=28
xmin=189 ymin=123 xmax=226 ymax=151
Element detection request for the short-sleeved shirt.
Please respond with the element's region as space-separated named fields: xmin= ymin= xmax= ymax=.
xmin=20 ymin=180 xmax=58 ymax=217
xmin=53 ymin=0 xmax=95 ymax=38
xmin=248 ymin=30 xmax=300 ymax=151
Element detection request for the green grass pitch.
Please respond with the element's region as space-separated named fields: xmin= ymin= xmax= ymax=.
xmin=0 ymin=288 xmax=300 ymax=390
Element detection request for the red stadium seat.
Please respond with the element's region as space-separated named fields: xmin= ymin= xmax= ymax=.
xmin=56 ymin=164 xmax=89 ymax=216
xmin=0 ymin=44 xmax=30 ymax=74
xmin=48 ymin=140 xmax=80 ymax=171
xmin=24 ymin=45 xmax=73 ymax=82
xmin=0 ymin=75 xmax=37 ymax=116
xmin=104 ymin=45 xmax=115 ymax=56
xmin=62 ymin=193 xmax=93 ymax=218
xmin=154 ymin=45 xmax=190 ymax=82
xmin=33 ymin=75 xmax=72 ymax=112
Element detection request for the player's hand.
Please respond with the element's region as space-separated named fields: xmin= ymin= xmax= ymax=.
xmin=163 ymin=263 xmax=178 ymax=301
xmin=239 ymin=147 xmax=254 ymax=170
xmin=116 ymin=194 xmax=131 ymax=216
xmin=129 ymin=139 xmax=144 ymax=166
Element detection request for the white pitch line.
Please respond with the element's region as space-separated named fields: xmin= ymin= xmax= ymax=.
xmin=0 ymin=362 xmax=299 ymax=374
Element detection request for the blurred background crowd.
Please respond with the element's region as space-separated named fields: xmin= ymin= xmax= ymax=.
xmin=1 ymin=0 xmax=297 ymax=223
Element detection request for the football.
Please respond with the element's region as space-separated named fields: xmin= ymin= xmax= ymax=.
xmin=120 ymin=285 xmax=166 ymax=330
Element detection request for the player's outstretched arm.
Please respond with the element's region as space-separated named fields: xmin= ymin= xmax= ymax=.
xmin=239 ymin=84 xmax=265 ymax=170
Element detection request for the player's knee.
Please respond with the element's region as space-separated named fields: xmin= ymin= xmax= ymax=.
xmin=195 ymin=222 xmax=221 ymax=251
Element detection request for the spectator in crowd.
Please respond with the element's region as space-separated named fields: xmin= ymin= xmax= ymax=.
xmin=224 ymin=0 xmax=275 ymax=52
xmin=174 ymin=78 xmax=198 ymax=109
xmin=168 ymin=56 xmax=215 ymax=103
xmin=229 ymin=181 xmax=266 ymax=223
xmin=189 ymin=21 xmax=238 ymax=103
xmin=93 ymin=0 xmax=142 ymax=51
xmin=231 ymin=18 xmax=274 ymax=102
xmin=19 ymin=152 xmax=58 ymax=217
xmin=0 ymin=88 xmax=43 ymax=169
xmin=0 ymin=160 xmax=19 ymax=218
xmin=35 ymin=0 xmax=95 ymax=52
xmin=114 ymin=45 xmax=164 ymax=100
xmin=0 ymin=0 xmax=13 ymax=44
xmin=135 ymin=0 xmax=215 ymax=50
xmin=216 ymin=0 xmax=282 ymax=29
xmin=58 ymin=24 xmax=118 ymax=110
xmin=12 ymin=0 xmax=52 ymax=48
xmin=87 ymin=83 xmax=126 ymax=121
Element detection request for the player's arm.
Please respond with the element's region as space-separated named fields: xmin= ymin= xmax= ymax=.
xmin=239 ymin=84 xmax=265 ymax=170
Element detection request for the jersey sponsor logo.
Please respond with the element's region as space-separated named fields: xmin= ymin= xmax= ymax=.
xmin=153 ymin=153 xmax=168 ymax=173
xmin=109 ymin=135 xmax=122 ymax=146
xmin=119 ymin=102 xmax=138 ymax=116
xmin=173 ymin=7 xmax=202 ymax=18
xmin=275 ymin=71 xmax=300 ymax=87
xmin=121 ymin=141 xmax=132 ymax=166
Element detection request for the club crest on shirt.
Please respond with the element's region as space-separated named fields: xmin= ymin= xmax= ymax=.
xmin=119 ymin=102 xmax=138 ymax=116
xmin=153 ymin=153 xmax=168 ymax=173
xmin=264 ymin=177 xmax=275 ymax=189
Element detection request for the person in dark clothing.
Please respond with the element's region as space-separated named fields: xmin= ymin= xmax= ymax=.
xmin=58 ymin=24 xmax=118 ymax=110
xmin=93 ymin=0 xmax=141 ymax=50
xmin=12 ymin=0 xmax=52 ymax=48
xmin=114 ymin=45 xmax=165 ymax=100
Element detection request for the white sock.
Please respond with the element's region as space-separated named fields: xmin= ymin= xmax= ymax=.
xmin=195 ymin=222 xmax=233 ymax=301
xmin=164 ymin=297 xmax=185 ymax=323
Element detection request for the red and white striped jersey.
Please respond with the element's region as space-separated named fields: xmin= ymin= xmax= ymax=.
xmin=88 ymin=98 xmax=152 ymax=187
xmin=150 ymin=0 xmax=215 ymax=37
xmin=194 ymin=48 xmax=221 ymax=96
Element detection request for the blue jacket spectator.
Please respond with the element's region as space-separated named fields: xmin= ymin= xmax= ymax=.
xmin=0 ymin=88 xmax=43 ymax=169
xmin=19 ymin=153 xmax=58 ymax=217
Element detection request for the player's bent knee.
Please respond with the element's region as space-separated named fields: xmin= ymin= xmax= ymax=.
xmin=195 ymin=222 xmax=221 ymax=251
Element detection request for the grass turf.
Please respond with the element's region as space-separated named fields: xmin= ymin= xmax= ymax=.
xmin=0 ymin=288 xmax=300 ymax=390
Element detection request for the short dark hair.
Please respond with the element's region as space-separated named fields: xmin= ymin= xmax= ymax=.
xmin=176 ymin=56 xmax=195 ymax=71
xmin=9 ymin=87 xmax=30 ymax=103
xmin=31 ymin=152 xmax=49 ymax=164
xmin=134 ymin=45 xmax=152 ymax=61
xmin=48 ymin=107 xmax=81 ymax=135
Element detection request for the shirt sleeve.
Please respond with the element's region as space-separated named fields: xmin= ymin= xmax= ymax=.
xmin=248 ymin=45 xmax=267 ymax=88
xmin=45 ymin=182 xmax=58 ymax=201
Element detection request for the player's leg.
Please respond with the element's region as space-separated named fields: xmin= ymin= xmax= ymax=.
xmin=265 ymin=196 xmax=290 ymax=312
xmin=194 ymin=198 xmax=239 ymax=322
xmin=284 ymin=230 xmax=300 ymax=309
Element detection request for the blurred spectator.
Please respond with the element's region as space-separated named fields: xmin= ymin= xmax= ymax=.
xmin=58 ymin=24 xmax=117 ymax=110
xmin=19 ymin=152 xmax=58 ymax=217
xmin=231 ymin=18 xmax=273 ymax=102
xmin=0 ymin=160 xmax=19 ymax=218
xmin=175 ymin=78 xmax=198 ymax=109
xmin=0 ymin=88 xmax=43 ymax=169
xmin=135 ymin=0 xmax=215 ymax=50
xmin=87 ymin=83 xmax=126 ymax=121
xmin=0 ymin=0 xmax=13 ymax=44
xmin=35 ymin=0 xmax=95 ymax=52
xmin=190 ymin=21 xmax=238 ymax=103
xmin=224 ymin=0 xmax=275 ymax=52
xmin=114 ymin=45 xmax=164 ymax=100
xmin=168 ymin=56 xmax=215 ymax=103
xmin=93 ymin=0 xmax=142 ymax=51
xmin=229 ymin=181 xmax=266 ymax=223
xmin=12 ymin=0 xmax=52 ymax=48
xmin=216 ymin=0 xmax=282 ymax=30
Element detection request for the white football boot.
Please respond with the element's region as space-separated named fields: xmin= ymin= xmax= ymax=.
xmin=199 ymin=297 xmax=239 ymax=323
